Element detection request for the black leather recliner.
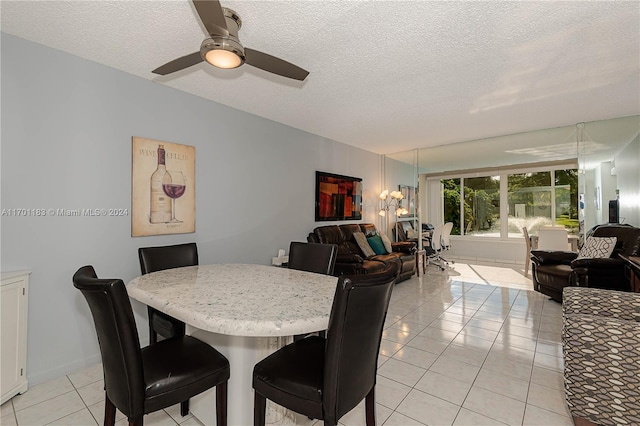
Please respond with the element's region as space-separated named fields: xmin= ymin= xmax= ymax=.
xmin=531 ymin=224 xmax=640 ymax=302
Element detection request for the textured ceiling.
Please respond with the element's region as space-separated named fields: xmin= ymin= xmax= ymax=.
xmin=2 ymin=0 xmax=639 ymax=155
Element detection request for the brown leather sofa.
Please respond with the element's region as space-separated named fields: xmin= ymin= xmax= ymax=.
xmin=531 ymin=224 xmax=640 ymax=302
xmin=308 ymin=223 xmax=416 ymax=282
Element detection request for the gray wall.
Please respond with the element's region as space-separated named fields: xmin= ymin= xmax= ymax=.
xmin=1 ymin=34 xmax=381 ymax=384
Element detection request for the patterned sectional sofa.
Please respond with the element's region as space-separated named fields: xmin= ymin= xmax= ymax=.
xmin=562 ymin=286 xmax=640 ymax=425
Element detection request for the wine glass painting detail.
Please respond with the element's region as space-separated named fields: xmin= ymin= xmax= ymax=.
xmin=162 ymin=170 xmax=186 ymax=223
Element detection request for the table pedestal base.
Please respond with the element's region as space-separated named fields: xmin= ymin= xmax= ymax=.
xmin=187 ymin=327 xmax=295 ymax=426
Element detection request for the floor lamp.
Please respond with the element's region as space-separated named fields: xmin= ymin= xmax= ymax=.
xmin=379 ymin=190 xmax=408 ymax=241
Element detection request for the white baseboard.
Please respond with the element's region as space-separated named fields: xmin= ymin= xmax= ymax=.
xmin=28 ymin=353 xmax=102 ymax=386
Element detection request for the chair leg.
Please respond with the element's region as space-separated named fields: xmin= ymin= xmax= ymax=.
xmin=216 ymin=381 xmax=228 ymax=426
xmin=128 ymin=418 xmax=143 ymax=426
xmin=104 ymin=395 xmax=116 ymax=426
xmin=180 ymin=400 xmax=189 ymax=417
xmin=365 ymin=387 xmax=376 ymax=426
xmin=254 ymin=391 xmax=266 ymax=426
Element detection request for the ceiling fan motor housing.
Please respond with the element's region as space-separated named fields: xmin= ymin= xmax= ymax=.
xmin=200 ymin=8 xmax=245 ymax=67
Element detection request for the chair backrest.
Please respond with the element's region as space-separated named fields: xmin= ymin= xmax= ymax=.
xmin=138 ymin=242 xmax=198 ymax=274
xmin=592 ymin=224 xmax=640 ymax=257
xmin=523 ymin=227 xmax=531 ymax=251
xmin=538 ymin=228 xmax=569 ymax=251
xmin=431 ymin=223 xmax=445 ymax=251
xmin=72 ymin=266 xmax=144 ymax=419
xmin=442 ymin=222 xmax=453 ymax=249
xmin=288 ymin=242 xmax=338 ymax=275
xmin=323 ymin=262 xmax=398 ymax=422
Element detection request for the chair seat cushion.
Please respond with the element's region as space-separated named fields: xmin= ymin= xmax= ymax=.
xmin=253 ymin=336 xmax=325 ymax=404
xmin=141 ymin=336 xmax=229 ymax=413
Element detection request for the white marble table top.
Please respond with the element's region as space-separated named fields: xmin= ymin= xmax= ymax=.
xmin=126 ymin=264 xmax=338 ymax=337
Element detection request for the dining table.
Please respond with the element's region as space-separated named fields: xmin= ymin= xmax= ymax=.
xmin=126 ymin=264 xmax=338 ymax=426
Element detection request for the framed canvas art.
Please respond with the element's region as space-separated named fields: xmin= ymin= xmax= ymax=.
xmin=131 ymin=137 xmax=195 ymax=236
xmin=315 ymin=171 xmax=362 ymax=221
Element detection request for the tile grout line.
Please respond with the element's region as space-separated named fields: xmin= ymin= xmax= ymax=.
xmin=66 ymin=373 xmax=101 ymax=426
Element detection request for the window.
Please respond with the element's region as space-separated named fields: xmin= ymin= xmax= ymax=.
xmin=554 ymin=169 xmax=579 ymax=234
xmin=507 ymin=172 xmax=552 ymax=236
xmin=435 ymin=164 xmax=577 ymax=238
xmin=464 ymin=176 xmax=501 ymax=236
xmin=442 ymin=178 xmax=461 ymax=235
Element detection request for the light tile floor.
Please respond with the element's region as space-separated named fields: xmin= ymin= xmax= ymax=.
xmin=1 ymin=260 xmax=572 ymax=426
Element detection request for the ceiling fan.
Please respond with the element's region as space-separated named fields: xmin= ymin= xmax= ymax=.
xmin=152 ymin=0 xmax=309 ymax=81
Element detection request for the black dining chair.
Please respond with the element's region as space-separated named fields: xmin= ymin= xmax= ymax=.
xmin=288 ymin=242 xmax=338 ymax=341
xmin=138 ymin=242 xmax=199 ymax=416
xmin=138 ymin=243 xmax=199 ymax=344
xmin=252 ymin=262 xmax=398 ymax=426
xmin=73 ymin=265 xmax=230 ymax=426
xmin=288 ymin=242 xmax=338 ymax=275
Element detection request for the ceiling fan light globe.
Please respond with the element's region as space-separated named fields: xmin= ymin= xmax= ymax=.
xmin=205 ymin=49 xmax=242 ymax=69
xmin=200 ymin=37 xmax=245 ymax=70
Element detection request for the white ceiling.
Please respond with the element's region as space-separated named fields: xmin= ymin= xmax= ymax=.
xmin=2 ymin=0 xmax=639 ymax=155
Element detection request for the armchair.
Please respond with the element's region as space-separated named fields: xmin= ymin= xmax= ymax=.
xmin=531 ymin=224 xmax=640 ymax=302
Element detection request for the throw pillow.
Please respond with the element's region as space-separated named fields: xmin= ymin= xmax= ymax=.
xmin=406 ymin=228 xmax=417 ymax=239
xmin=367 ymin=235 xmax=387 ymax=255
xmin=353 ymin=232 xmax=376 ymax=258
xmin=380 ymin=233 xmax=393 ymax=254
xmin=576 ymin=236 xmax=617 ymax=260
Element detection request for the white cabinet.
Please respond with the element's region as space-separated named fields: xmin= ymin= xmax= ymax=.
xmin=1 ymin=270 xmax=30 ymax=404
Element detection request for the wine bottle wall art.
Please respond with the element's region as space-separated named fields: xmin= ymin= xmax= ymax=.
xmin=131 ymin=137 xmax=195 ymax=236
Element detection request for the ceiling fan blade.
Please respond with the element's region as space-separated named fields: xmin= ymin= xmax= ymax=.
xmin=245 ymin=48 xmax=309 ymax=81
xmin=192 ymin=0 xmax=229 ymax=37
xmin=152 ymin=52 xmax=203 ymax=75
